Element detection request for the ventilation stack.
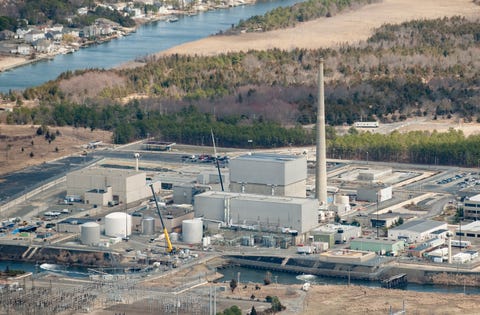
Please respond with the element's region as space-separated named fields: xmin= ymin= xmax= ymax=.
xmin=315 ymin=60 xmax=328 ymax=206
xmin=448 ymin=233 xmax=452 ymax=264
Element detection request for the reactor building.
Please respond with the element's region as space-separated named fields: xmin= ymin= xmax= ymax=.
xmin=195 ymin=191 xmax=318 ymax=234
xmin=229 ymin=153 xmax=307 ymax=198
xmin=66 ymin=168 xmax=160 ymax=206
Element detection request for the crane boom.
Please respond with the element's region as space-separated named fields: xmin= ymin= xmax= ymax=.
xmin=149 ymin=184 xmax=173 ymax=253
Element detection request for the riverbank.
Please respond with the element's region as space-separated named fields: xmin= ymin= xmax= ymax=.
xmin=0 ymin=0 xmax=256 ymax=75
xmin=158 ymin=0 xmax=480 ymax=56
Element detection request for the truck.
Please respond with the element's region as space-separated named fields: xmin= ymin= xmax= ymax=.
xmin=297 ymin=245 xmax=316 ymax=254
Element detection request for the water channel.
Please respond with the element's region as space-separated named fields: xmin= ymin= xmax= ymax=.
xmin=1 ymin=260 xmax=479 ymax=295
xmin=0 ymin=0 xmax=304 ymax=92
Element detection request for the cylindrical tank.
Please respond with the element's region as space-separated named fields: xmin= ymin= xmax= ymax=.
xmin=141 ymin=217 xmax=155 ymax=235
xmin=182 ymin=218 xmax=203 ymax=244
xmin=105 ymin=212 xmax=131 ymax=237
xmin=80 ymin=222 xmax=100 ymax=246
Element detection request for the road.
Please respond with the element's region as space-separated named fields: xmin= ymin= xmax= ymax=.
xmin=0 ymin=156 xmax=97 ymax=207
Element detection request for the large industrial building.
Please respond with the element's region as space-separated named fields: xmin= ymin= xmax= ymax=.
xmin=66 ymin=168 xmax=159 ymax=206
xmin=229 ymin=153 xmax=307 ymax=198
xmin=463 ymin=194 xmax=480 ymax=221
xmin=194 ymin=191 xmax=318 ymax=234
xmin=388 ymin=219 xmax=448 ymax=243
xmin=456 ymin=221 xmax=480 ymax=241
xmin=356 ymin=184 xmax=392 ymax=202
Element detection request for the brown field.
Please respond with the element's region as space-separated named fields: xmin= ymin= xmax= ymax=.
xmin=0 ymin=124 xmax=112 ymax=176
xmin=159 ymin=0 xmax=480 ymax=56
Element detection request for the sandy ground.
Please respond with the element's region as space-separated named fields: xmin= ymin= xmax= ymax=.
xmin=159 ymin=0 xmax=480 ymax=56
xmin=301 ymin=284 xmax=479 ymax=315
xmin=0 ymin=124 xmax=112 ymax=176
xmin=0 ymin=56 xmax=30 ymax=72
xmin=334 ymin=116 xmax=480 ymax=137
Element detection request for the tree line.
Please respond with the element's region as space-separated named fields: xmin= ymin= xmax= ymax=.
xmin=226 ymin=0 xmax=380 ymax=34
xmin=13 ymin=17 xmax=480 ymax=128
xmin=7 ymin=99 xmax=480 ymax=168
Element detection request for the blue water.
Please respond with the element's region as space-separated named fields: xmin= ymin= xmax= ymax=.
xmin=0 ymin=0 xmax=304 ymax=92
xmin=0 ymin=261 xmax=90 ymax=278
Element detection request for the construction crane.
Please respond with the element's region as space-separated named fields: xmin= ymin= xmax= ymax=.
xmin=149 ymin=184 xmax=174 ymax=253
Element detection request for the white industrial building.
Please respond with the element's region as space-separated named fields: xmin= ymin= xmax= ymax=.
xmin=388 ymin=219 xmax=448 ymax=243
xmin=463 ymin=194 xmax=480 ymax=221
xmin=311 ymin=224 xmax=361 ymax=244
xmin=357 ymin=184 xmax=392 ymax=202
xmin=194 ymin=191 xmax=318 ymax=234
xmin=229 ymin=153 xmax=307 ymax=198
xmin=358 ymin=168 xmax=392 ymax=181
xmin=456 ymin=221 xmax=480 ymax=241
xmin=66 ymin=168 xmax=159 ymax=206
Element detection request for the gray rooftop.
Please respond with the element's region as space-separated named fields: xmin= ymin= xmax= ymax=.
xmin=236 ymin=153 xmax=303 ymax=162
xmin=390 ymin=219 xmax=446 ymax=233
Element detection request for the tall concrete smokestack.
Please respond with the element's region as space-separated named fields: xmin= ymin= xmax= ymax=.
xmin=315 ymin=60 xmax=328 ymax=206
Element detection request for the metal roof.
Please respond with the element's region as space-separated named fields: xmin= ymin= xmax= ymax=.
xmin=235 ymin=153 xmax=303 ymax=162
xmin=390 ymin=219 xmax=445 ymax=233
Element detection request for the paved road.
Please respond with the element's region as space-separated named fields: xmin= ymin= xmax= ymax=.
xmin=0 ymin=156 xmax=97 ymax=206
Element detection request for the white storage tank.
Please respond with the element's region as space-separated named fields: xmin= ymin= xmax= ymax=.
xmin=182 ymin=218 xmax=203 ymax=244
xmin=105 ymin=212 xmax=132 ymax=237
xmin=80 ymin=222 xmax=100 ymax=246
xmin=141 ymin=217 xmax=155 ymax=235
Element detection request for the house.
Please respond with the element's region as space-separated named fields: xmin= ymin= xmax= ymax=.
xmin=82 ymin=25 xmax=102 ymax=38
xmin=25 ymin=30 xmax=45 ymax=43
xmin=0 ymin=30 xmax=15 ymax=40
xmin=17 ymin=44 xmax=32 ymax=55
xmin=78 ymin=7 xmax=89 ymax=15
xmin=49 ymin=24 xmax=64 ymax=33
xmin=45 ymin=31 xmax=63 ymax=42
xmin=16 ymin=28 xmax=30 ymax=39
xmin=35 ymin=39 xmax=54 ymax=53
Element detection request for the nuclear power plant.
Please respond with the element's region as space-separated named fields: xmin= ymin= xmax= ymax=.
xmin=0 ymin=60 xmax=478 ymax=315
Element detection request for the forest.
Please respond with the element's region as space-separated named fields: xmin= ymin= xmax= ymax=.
xmin=2 ymin=16 xmax=480 ymax=167
xmin=227 ymin=0 xmax=380 ymax=34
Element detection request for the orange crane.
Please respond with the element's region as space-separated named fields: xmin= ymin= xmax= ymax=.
xmin=149 ymin=184 xmax=174 ymax=253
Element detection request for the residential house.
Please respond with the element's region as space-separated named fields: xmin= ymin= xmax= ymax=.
xmin=17 ymin=44 xmax=32 ymax=55
xmin=49 ymin=24 xmax=64 ymax=33
xmin=35 ymin=39 xmax=54 ymax=53
xmin=78 ymin=7 xmax=89 ymax=15
xmin=45 ymin=31 xmax=63 ymax=42
xmin=0 ymin=30 xmax=15 ymax=40
xmin=16 ymin=28 xmax=30 ymax=39
xmin=25 ymin=30 xmax=45 ymax=43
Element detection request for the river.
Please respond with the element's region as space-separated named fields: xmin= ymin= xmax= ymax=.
xmin=2 ymin=260 xmax=479 ymax=295
xmin=0 ymin=0 xmax=304 ymax=93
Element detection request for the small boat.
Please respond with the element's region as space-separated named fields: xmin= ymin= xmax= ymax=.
xmin=167 ymin=16 xmax=179 ymax=23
